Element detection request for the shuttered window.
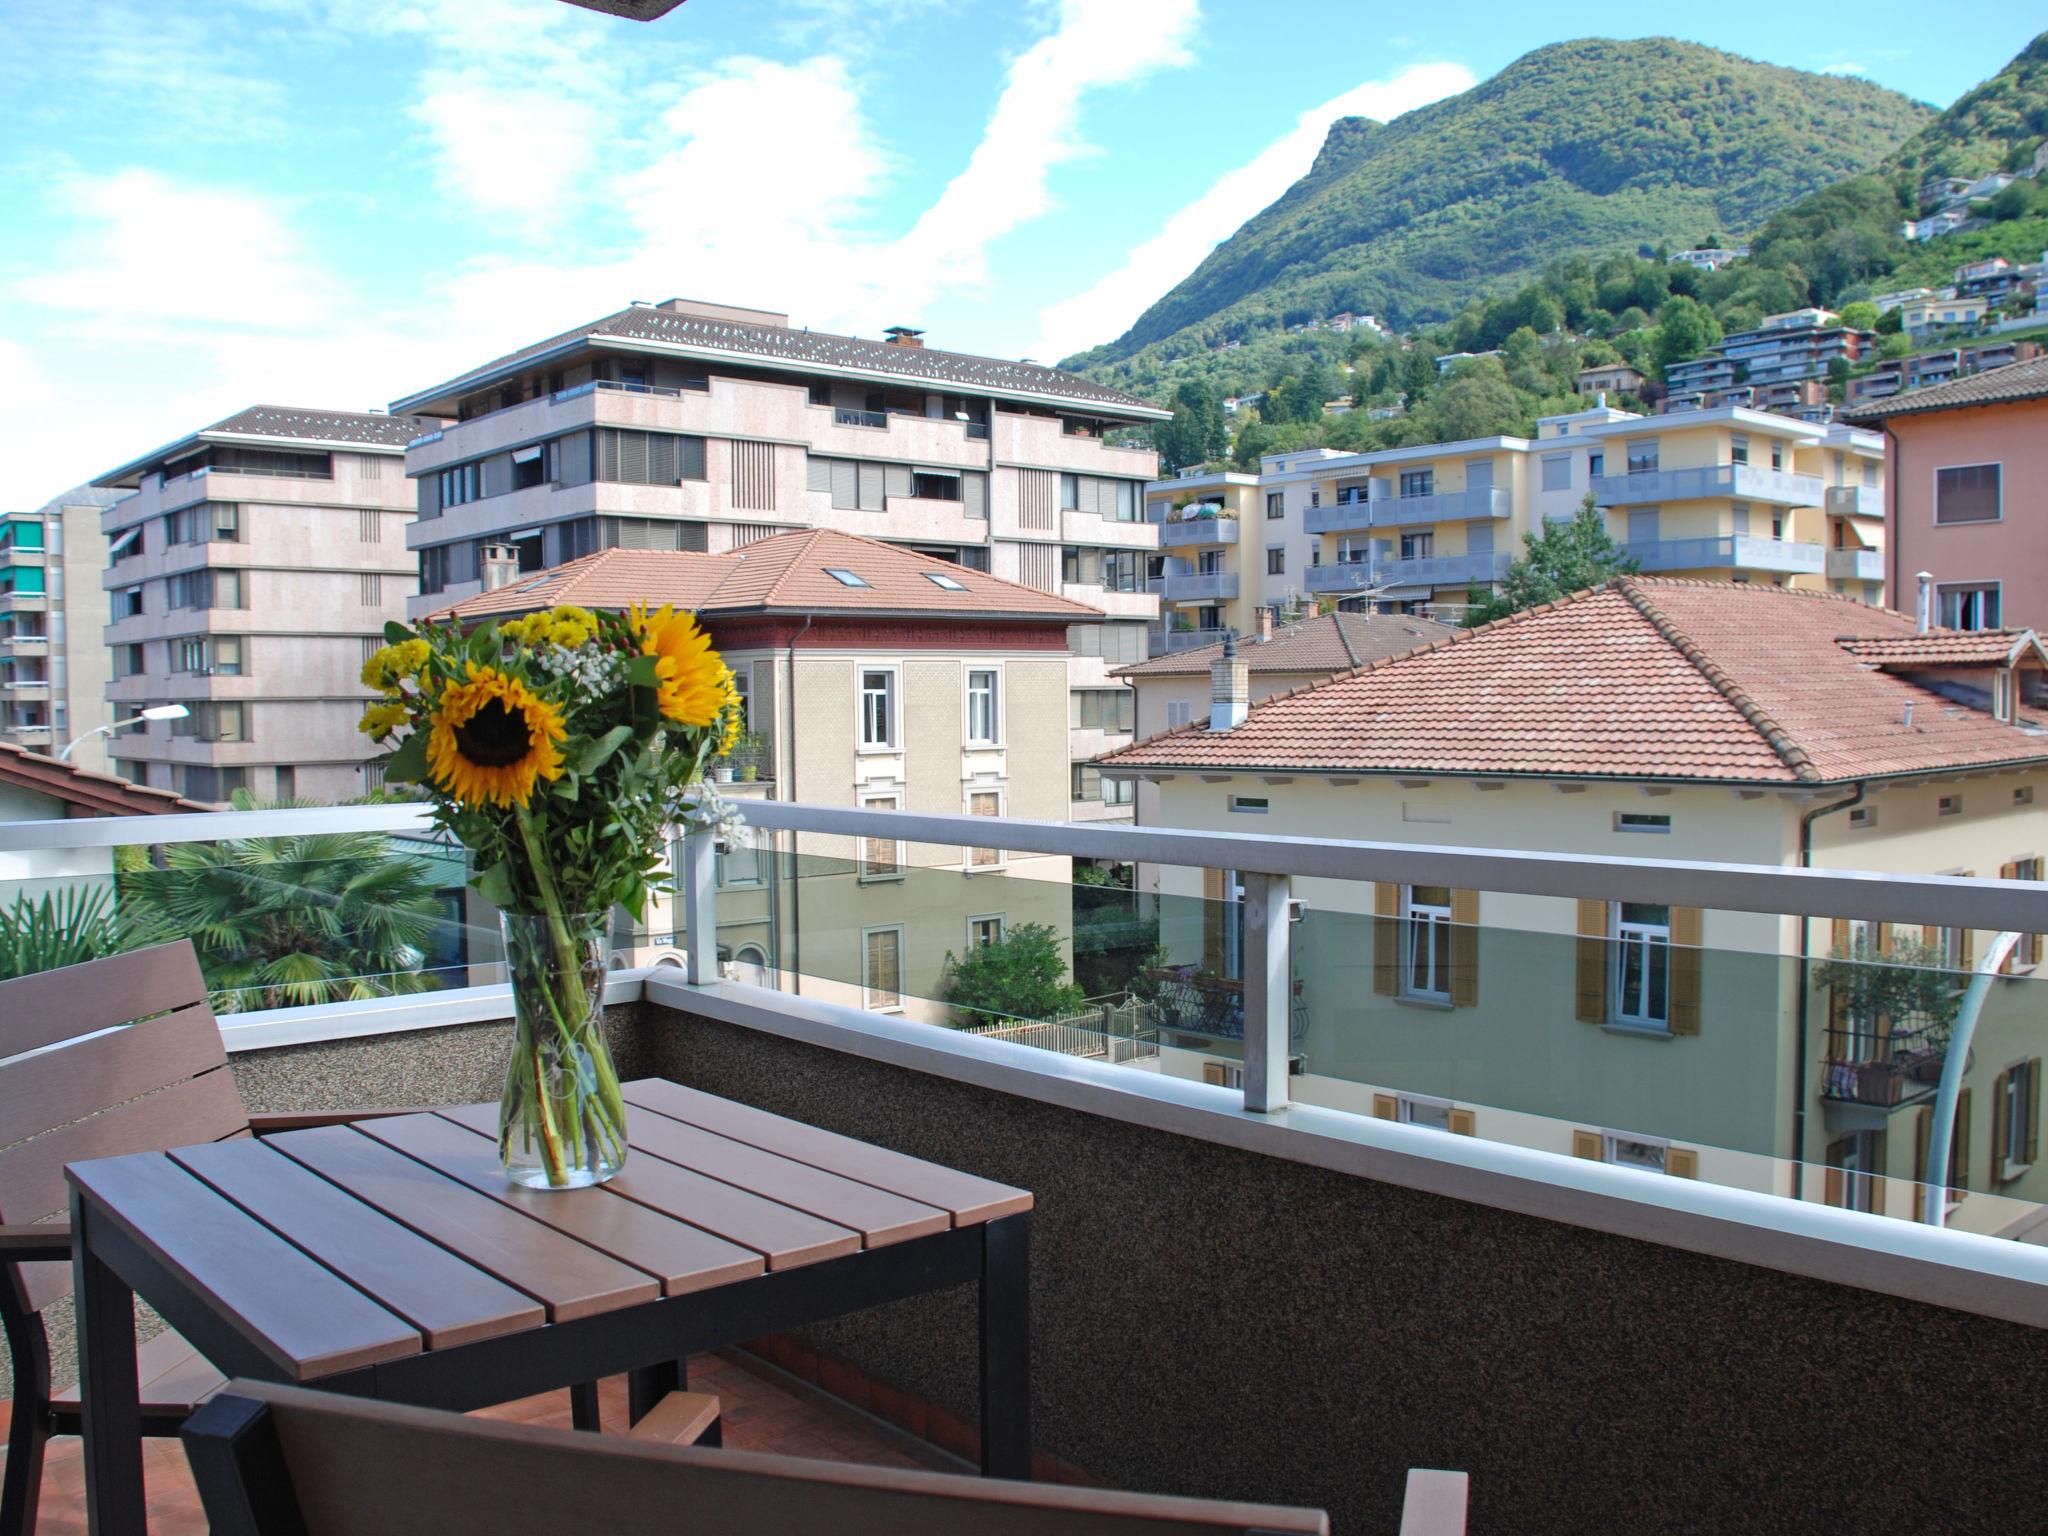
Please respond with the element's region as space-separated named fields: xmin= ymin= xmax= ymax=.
xmin=1913 ymin=1092 xmax=1971 ymax=1219
xmin=860 ymin=792 xmax=901 ymax=878
xmin=1934 ymin=463 xmax=2001 ymax=524
xmin=1991 ymin=1059 xmax=2042 ymax=1183
xmin=862 ymin=927 xmax=904 ymax=1012
xmin=1375 ymin=884 xmax=1478 ymax=1005
xmin=967 ymin=789 xmax=1002 ymax=868
xmin=857 ymin=461 xmax=886 ymax=511
xmin=596 ymin=430 xmax=703 ymax=485
xmin=961 ymin=471 xmax=988 ymax=520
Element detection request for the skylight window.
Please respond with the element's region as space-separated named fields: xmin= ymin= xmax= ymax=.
xmin=924 ymin=572 xmax=967 ymax=591
xmin=825 ymin=568 xmax=870 ymax=588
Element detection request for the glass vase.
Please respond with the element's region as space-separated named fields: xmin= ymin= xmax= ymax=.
xmin=497 ymin=910 xmax=629 ymax=1189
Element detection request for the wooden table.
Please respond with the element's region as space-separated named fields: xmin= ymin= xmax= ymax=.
xmin=66 ymin=1078 xmax=1033 ymax=1534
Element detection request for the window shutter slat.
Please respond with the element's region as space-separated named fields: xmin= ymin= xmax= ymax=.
xmin=1447 ymin=1108 xmax=1477 ymax=1137
xmin=1666 ymin=1148 xmax=1698 ymax=1179
xmin=1913 ymin=1106 xmax=1933 ymax=1220
xmin=857 ymin=462 xmax=885 ymax=511
xmin=2029 ymin=1059 xmax=2043 ymax=1167
xmin=1449 ymin=887 xmax=1479 ymax=1007
xmin=1575 ymin=899 xmax=1609 ymax=1023
xmin=885 ymin=464 xmax=912 ymax=500
xmin=830 ymin=459 xmax=858 ymax=510
xmin=1992 ymin=1070 xmax=2011 ymax=1184
xmin=1372 ymin=882 xmax=1399 ymax=996
xmin=806 ymin=455 xmax=832 ymax=494
xmin=1371 ymin=1094 xmax=1399 ymax=1120
xmin=1668 ymin=906 xmax=1703 ymax=1035
xmin=1571 ymin=1129 xmax=1603 ymax=1161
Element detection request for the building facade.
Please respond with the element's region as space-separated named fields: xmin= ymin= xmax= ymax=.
xmin=0 ymin=484 xmax=120 ymax=769
xmin=1664 ymin=308 xmax=1875 ymax=408
xmin=1147 ymin=406 xmax=1888 ymax=629
xmin=1098 ymin=579 xmax=2048 ymax=1236
xmin=92 ymin=407 xmax=433 ymax=803
xmin=1845 ymin=356 xmax=2048 ymax=633
xmin=387 ymin=298 xmax=1166 ymax=823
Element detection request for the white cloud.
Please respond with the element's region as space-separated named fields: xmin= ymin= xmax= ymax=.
xmin=1029 ymin=61 xmax=1475 ymax=359
xmin=1819 ymin=62 xmax=1869 ymax=77
xmin=412 ymin=74 xmax=605 ymax=220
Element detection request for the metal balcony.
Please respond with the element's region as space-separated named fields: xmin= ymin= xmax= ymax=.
xmin=1304 ymin=552 xmax=1510 ymax=592
xmin=1148 ymin=570 xmax=1239 ymax=602
xmin=1623 ymin=536 xmax=1826 ymax=576
xmin=1306 ymin=486 xmax=1512 ymax=535
xmin=1592 ymin=464 xmax=1825 ymax=508
xmin=1160 ymin=518 xmax=1240 ymax=548
xmin=1826 ymin=548 xmax=1886 ymax=582
xmin=1827 ymin=485 xmax=1885 ymax=518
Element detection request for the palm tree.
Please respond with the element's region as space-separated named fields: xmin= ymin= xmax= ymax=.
xmin=0 ymin=884 xmax=128 ymax=980
xmin=120 ymin=821 xmax=449 ymax=1013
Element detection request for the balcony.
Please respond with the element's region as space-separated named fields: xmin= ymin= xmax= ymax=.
xmin=1623 ymin=536 xmax=1826 ymax=576
xmin=1159 ymin=517 xmax=1240 ymax=548
xmin=1152 ymin=625 xmax=1234 ymax=653
xmin=1827 ymin=485 xmax=1886 ymax=518
xmin=1827 ymin=547 xmax=1887 ymax=582
xmin=3 ymin=721 xmax=52 ymax=744
xmin=1060 ymin=582 xmax=1156 ymax=619
xmin=1 ymin=676 xmax=51 ymax=701
xmin=1592 ymin=464 xmax=1825 ymax=508
xmin=1819 ymin=1029 xmax=1946 ymax=1107
xmin=1148 ymin=569 xmax=1238 ymax=603
xmin=0 ymin=542 xmax=45 ymax=568
xmin=1304 ymin=551 xmax=1511 ymax=592
xmin=1305 ymin=486 xmax=1512 ymax=535
xmin=5 ymin=631 xmax=48 ymax=654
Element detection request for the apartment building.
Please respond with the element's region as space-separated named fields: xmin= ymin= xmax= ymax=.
xmin=1845 ymin=356 xmax=2048 ymax=632
xmin=1845 ymin=339 xmax=2045 ymax=405
xmin=430 ymin=528 xmax=1094 ymax=1017
xmin=0 ymin=484 xmax=120 ymax=769
xmin=91 ymin=407 xmax=434 ymax=803
xmin=1098 ymin=578 xmax=2048 ymax=1234
xmin=1902 ymin=294 xmax=1989 ymax=337
xmin=1146 ymin=405 xmax=1889 ymax=627
xmin=386 ymin=297 xmax=1166 ymax=823
xmin=1665 ymin=309 xmax=1875 ymax=407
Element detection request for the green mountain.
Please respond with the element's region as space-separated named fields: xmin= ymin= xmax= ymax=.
xmin=1885 ymin=31 xmax=2048 ymax=182
xmin=1065 ymin=38 xmax=1930 ymax=388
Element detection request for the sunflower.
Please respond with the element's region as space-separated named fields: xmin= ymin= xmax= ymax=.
xmin=358 ymin=700 xmax=410 ymax=738
xmin=425 ymin=664 xmax=568 ymax=808
xmin=628 ymin=604 xmax=733 ymax=728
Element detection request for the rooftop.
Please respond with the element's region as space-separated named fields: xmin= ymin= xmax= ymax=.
xmin=0 ymin=742 xmax=214 ymax=817
xmin=1098 ymin=578 xmax=2048 ymax=784
xmin=1841 ymin=355 xmax=2048 ymax=422
xmin=1113 ymin=611 xmax=1461 ymax=679
xmin=388 ymin=301 xmax=1169 ymax=422
xmin=94 ymin=406 xmax=440 ymax=488
xmin=429 ymin=529 xmax=1105 ymax=625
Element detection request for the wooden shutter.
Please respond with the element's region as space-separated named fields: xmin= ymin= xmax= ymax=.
xmin=2029 ymin=1059 xmax=2043 ymax=1167
xmin=1991 ymin=1069 xmax=2010 ymax=1184
xmin=1571 ymin=1129 xmax=1604 ymax=1161
xmin=1824 ymin=1165 xmax=1844 ymax=1208
xmin=1666 ymin=1148 xmax=1698 ymax=1179
xmin=2000 ymin=863 xmax=2021 ymax=972
xmin=1201 ymin=1061 xmax=1229 ymax=1087
xmin=1372 ymin=883 xmax=1400 ymax=996
xmin=1958 ymin=1088 xmax=1972 ymax=1191
xmin=1913 ymin=1106 xmax=1933 ymax=1221
xmin=1574 ymin=900 xmax=1609 ymax=1023
xmin=1828 ymin=918 xmax=1850 ymax=1029
xmin=1869 ymin=1129 xmax=1887 ymax=1216
xmin=1447 ymin=1108 xmax=1477 ymax=1137
xmin=1371 ymin=1094 xmax=1399 ymax=1120
xmin=1668 ymin=906 xmax=1703 ymax=1034
xmin=1957 ymin=875 xmax=1976 ymax=970
xmin=1202 ymin=867 xmax=1226 ymax=975
xmin=1449 ymin=888 xmax=1479 ymax=1007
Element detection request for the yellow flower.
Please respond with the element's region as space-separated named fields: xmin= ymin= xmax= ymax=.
xmin=361 ymin=638 xmax=430 ymax=694
xmin=546 ymin=605 xmax=597 ymax=648
xmin=425 ymin=664 xmax=567 ymax=809
xmin=358 ymin=700 xmax=409 ymax=738
xmin=628 ymin=604 xmax=731 ymax=728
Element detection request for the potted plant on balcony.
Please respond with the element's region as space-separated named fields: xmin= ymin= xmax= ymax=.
xmin=1814 ymin=930 xmax=1965 ymax=1088
xmin=359 ymin=602 xmax=744 ymax=1189
xmin=733 ymin=731 xmax=765 ymax=782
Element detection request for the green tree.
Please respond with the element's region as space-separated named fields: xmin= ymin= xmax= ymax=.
xmin=1399 ymin=347 xmax=1437 ymax=399
xmin=120 ymin=818 xmax=448 ymax=1012
xmin=0 ymin=885 xmax=129 ymax=981
xmin=1652 ymin=294 xmax=1722 ymax=378
xmin=1468 ymin=494 xmax=1639 ymax=624
xmin=942 ymin=922 xmax=1087 ymax=1027
xmin=1153 ymin=379 xmax=1228 ymax=472
xmin=1836 ymin=300 xmax=1881 ymax=332
xmin=1431 ymin=372 xmax=1526 ymax=442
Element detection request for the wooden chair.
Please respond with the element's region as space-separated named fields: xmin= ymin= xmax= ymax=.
xmin=0 ymin=941 xmax=437 ymax=1536
xmin=182 ymin=1378 xmax=1335 ymax=1536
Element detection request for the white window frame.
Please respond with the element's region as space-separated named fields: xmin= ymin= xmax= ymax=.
xmin=1399 ymin=884 xmax=1453 ymax=1003
xmin=861 ymin=924 xmax=906 ymax=1015
xmin=964 ymin=785 xmax=1005 ymax=870
xmin=964 ymin=664 xmax=1001 ymax=746
xmin=967 ymin=913 xmax=1006 ymax=950
xmin=1602 ymin=1130 xmax=1672 ymax=1174
xmin=2005 ymin=1062 xmax=2036 ymax=1178
xmin=1994 ymin=668 xmax=2016 ymax=723
xmin=857 ymin=664 xmax=899 ymax=751
xmin=1396 ymin=1093 xmax=1457 ymax=1132
xmin=1611 ymin=901 xmax=1672 ymax=1031
xmin=1936 ymin=581 xmax=2001 ymax=631
xmin=858 ymin=791 xmax=903 ymax=882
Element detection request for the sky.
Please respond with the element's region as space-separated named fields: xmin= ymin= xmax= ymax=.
xmin=2 ymin=0 xmax=2041 ymax=509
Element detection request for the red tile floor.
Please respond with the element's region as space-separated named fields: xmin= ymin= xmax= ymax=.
xmin=7 ymin=1349 xmax=957 ymax=1533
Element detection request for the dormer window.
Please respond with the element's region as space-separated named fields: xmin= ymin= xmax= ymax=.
xmin=1995 ymin=668 xmax=2017 ymax=723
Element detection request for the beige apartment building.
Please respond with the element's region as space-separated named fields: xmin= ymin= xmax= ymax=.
xmin=1100 ymin=579 xmax=2048 ymax=1237
xmin=92 ymin=407 xmax=435 ymax=803
xmin=432 ymin=528 xmax=1096 ymax=1020
xmin=1148 ymin=405 xmax=1888 ymax=634
xmin=386 ymin=298 xmax=1166 ymax=823
xmin=0 ymin=484 xmax=121 ymax=770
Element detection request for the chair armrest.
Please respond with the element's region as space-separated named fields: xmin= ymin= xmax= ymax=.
xmin=0 ymin=1222 xmax=74 ymax=1264
xmin=247 ymin=1107 xmax=445 ymax=1134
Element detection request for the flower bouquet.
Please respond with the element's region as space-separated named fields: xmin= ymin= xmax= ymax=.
xmin=360 ymin=602 xmax=743 ymax=1188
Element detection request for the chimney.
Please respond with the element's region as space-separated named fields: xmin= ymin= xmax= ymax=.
xmin=1916 ymin=571 xmax=1933 ymax=633
xmin=480 ymin=543 xmax=520 ymax=593
xmin=1256 ymin=607 xmax=1275 ymax=643
xmin=1209 ymin=633 xmax=1249 ymax=731
xmin=883 ymin=325 xmax=925 ymax=349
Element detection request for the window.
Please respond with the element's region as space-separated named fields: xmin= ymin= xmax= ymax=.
xmin=1995 ymin=1061 xmax=2040 ymax=1181
xmin=1372 ymin=1093 xmax=1476 ymax=1135
xmin=1401 ymin=885 xmax=1453 ymax=1002
xmin=1065 ymin=624 xmax=1146 ymax=665
xmin=1938 ymin=794 xmax=1962 ymax=818
xmin=966 ymin=668 xmax=999 ymax=744
xmin=1266 ymin=492 xmax=1284 ymax=520
xmin=174 ymin=702 xmax=246 ymax=743
xmin=1070 ymin=764 xmax=1134 ymax=806
xmin=1540 ymin=454 xmax=1570 ymax=492
xmin=716 ymin=841 xmax=764 ymax=888
xmin=110 ymin=526 xmax=144 ymax=562
xmin=1625 ymin=439 xmax=1659 ymax=475
xmin=1228 ymin=795 xmax=1268 ymax=815
xmin=860 ymin=794 xmax=902 ymax=878
xmin=1266 ymin=547 xmax=1285 ymax=576
xmin=1165 ymin=700 xmax=1192 ymax=729
xmin=912 ymin=471 xmax=960 ymax=501
xmin=2016 ymin=787 xmax=2035 ymax=807
xmin=967 ymin=789 xmax=1002 ymax=867
xmin=1937 ymin=583 xmax=2000 ymax=631
xmin=1848 ymin=806 xmax=1877 ymax=829
xmin=968 ymin=915 xmax=1005 ymax=949
xmin=439 ymin=461 xmax=482 ymax=507
xmin=1588 ymin=451 xmax=1605 ymax=480
xmin=1994 ymin=669 xmax=2016 ymax=723
xmin=861 ymin=926 xmax=905 ymax=1013
xmin=859 ymin=668 xmax=896 ymax=748
xmin=1729 ymin=433 xmax=1749 ymax=467
xmin=1400 ymin=531 xmax=1434 ymax=560
xmin=1935 ymin=464 xmax=2001 ymax=524
xmin=1613 ymin=902 xmax=1672 ymax=1028
xmin=214 ymin=504 xmax=240 ymax=541
xmin=1827 ymin=1131 xmax=1886 ymax=1212
xmin=1069 ymin=689 xmax=1135 ymax=733
xmin=1615 ymin=813 xmax=1671 ymax=833
xmin=2005 ymin=857 xmax=2043 ymax=968
xmin=1769 ymin=441 xmax=1783 ymax=471
xmin=729 ymin=664 xmax=751 ymax=730
xmin=925 ymin=571 xmax=966 ymax=591
xmin=114 ymin=643 xmax=146 ymax=678
xmin=1398 ymin=469 xmax=1434 ymax=499
xmin=597 ymin=429 xmax=705 ymax=486
xmin=115 ymin=586 xmax=144 ymax=620
xmin=827 ymin=568 xmax=870 ymax=588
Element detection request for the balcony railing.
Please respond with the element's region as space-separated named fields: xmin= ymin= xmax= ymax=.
xmin=1820 ymin=1027 xmax=1946 ymax=1106
xmin=1592 ymin=464 xmax=1825 ymax=508
xmin=1148 ymin=570 xmax=1239 ymax=602
xmin=1152 ymin=626 xmax=1234 ymax=653
xmin=1827 ymin=485 xmax=1885 ymax=518
xmin=1826 ymin=547 xmax=1886 ymax=582
xmin=833 ymin=407 xmax=888 ymax=429
xmin=1305 ymin=486 xmax=1512 ymax=534
xmin=1304 ymin=551 xmax=1510 ymax=592
xmin=1160 ymin=518 xmax=1239 ymax=548
xmin=1623 ymin=536 xmax=1826 ymax=575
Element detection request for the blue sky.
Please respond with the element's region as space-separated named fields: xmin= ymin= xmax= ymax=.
xmin=2 ymin=0 xmax=2040 ymax=508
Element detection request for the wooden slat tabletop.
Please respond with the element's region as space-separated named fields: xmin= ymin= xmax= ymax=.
xmin=65 ymin=1152 xmax=421 ymax=1380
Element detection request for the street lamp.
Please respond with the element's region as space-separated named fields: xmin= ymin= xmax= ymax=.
xmin=60 ymin=703 xmax=189 ymax=762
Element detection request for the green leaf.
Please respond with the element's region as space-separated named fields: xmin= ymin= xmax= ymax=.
xmin=468 ymin=624 xmax=499 ymax=665
xmin=383 ymin=620 xmax=416 ymax=646
xmin=577 ymin=724 xmax=636 ymax=775
xmin=551 ymin=774 xmax=580 ymax=801
xmin=474 ymin=860 xmax=515 ymax=908
xmin=381 ymin=729 xmax=430 ymax=784
xmin=626 ymin=654 xmax=661 ymax=687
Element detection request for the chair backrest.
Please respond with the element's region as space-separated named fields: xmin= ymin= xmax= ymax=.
xmin=185 ymin=1382 xmax=1331 ymax=1536
xmin=0 ymin=941 xmax=250 ymax=1310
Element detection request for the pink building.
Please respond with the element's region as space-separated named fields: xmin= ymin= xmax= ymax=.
xmin=1844 ymin=357 xmax=2048 ymax=632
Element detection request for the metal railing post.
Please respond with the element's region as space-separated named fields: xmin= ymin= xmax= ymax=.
xmin=1241 ymin=871 xmax=1291 ymax=1113
xmin=681 ymin=823 xmax=719 ymax=986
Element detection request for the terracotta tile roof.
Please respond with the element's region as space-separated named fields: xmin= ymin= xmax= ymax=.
xmin=0 ymin=743 xmax=214 ymax=816
xmin=1114 ymin=612 xmax=1461 ymax=678
xmin=389 ymin=303 xmax=1168 ymax=420
xmin=429 ymin=530 xmax=1102 ymax=624
xmin=1840 ymin=632 xmax=2048 ymax=667
xmin=1099 ymin=579 xmax=2048 ymax=786
xmin=1841 ymin=355 xmax=2048 ymax=422
xmin=96 ymin=406 xmax=439 ymax=487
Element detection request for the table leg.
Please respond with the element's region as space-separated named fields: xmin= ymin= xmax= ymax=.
xmin=569 ymin=1381 xmax=602 ymax=1432
xmin=628 ymin=1359 xmax=681 ymax=1427
xmin=70 ymin=1191 xmax=145 ymax=1535
xmin=977 ymin=1212 xmax=1031 ymax=1480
